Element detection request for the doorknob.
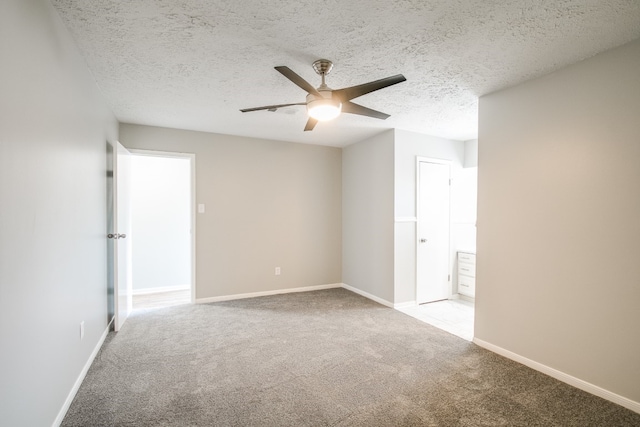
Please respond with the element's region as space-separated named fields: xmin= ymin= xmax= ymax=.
xmin=107 ymin=233 xmax=127 ymax=239
xmin=420 ymin=238 xmax=427 ymax=243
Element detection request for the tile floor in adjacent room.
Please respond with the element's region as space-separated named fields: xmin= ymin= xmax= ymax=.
xmin=133 ymin=289 xmax=191 ymax=311
xmin=398 ymin=298 xmax=474 ymax=341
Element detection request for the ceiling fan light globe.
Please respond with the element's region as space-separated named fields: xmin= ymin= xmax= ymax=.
xmin=307 ymin=98 xmax=342 ymax=121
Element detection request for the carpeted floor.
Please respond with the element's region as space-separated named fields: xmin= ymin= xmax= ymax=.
xmin=62 ymin=288 xmax=640 ymax=426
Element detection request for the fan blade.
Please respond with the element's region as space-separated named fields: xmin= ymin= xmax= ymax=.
xmin=333 ymin=74 xmax=406 ymax=102
xmin=304 ymin=117 xmax=318 ymax=131
xmin=341 ymin=101 xmax=390 ymax=120
xmin=240 ymin=102 xmax=306 ymax=113
xmin=275 ymin=66 xmax=322 ymax=97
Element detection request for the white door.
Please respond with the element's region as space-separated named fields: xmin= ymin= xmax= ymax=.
xmin=114 ymin=142 xmax=132 ymax=331
xmin=417 ymin=160 xmax=451 ymax=304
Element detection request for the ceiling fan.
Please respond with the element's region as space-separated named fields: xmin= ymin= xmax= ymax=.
xmin=240 ymin=59 xmax=406 ymax=131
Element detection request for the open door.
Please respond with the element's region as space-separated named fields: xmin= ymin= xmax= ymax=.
xmin=109 ymin=142 xmax=133 ymax=331
xmin=106 ymin=142 xmax=115 ymax=326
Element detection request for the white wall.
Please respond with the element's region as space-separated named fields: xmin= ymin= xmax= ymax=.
xmin=450 ymin=165 xmax=477 ymax=293
xmin=394 ymin=130 xmax=465 ymax=219
xmin=0 ymin=1 xmax=118 ymax=425
xmin=393 ymin=129 xmax=465 ymax=303
xmin=476 ymin=38 xmax=640 ymax=406
xmin=120 ymin=124 xmax=342 ymax=299
xmin=342 ymin=131 xmax=395 ymax=303
xmin=131 ymin=155 xmax=191 ymax=291
xmin=464 ymin=139 xmax=478 ymax=168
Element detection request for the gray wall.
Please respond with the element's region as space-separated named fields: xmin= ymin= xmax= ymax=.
xmin=0 ymin=0 xmax=119 ymax=425
xmin=120 ymin=124 xmax=342 ymax=299
xmin=342 ymin=131 xmax=395 ymax=303
xmin=476 ymin=39 xmax=640 ymax=404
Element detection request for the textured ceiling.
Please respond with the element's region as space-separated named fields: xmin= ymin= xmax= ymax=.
xmin=51 ymin=0 xmax=640 ymax=147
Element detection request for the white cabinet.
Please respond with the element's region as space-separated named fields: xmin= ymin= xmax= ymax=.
xmin=457 ymin=251 xmax=476 ymax=298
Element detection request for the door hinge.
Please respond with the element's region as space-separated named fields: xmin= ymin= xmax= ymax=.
xmin=449 ymin=179 xmax=451 ymax=185
xmin=448 ymin=274 xmax=451 ymax=281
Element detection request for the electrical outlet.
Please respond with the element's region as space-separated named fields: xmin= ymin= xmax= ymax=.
xmin=275 ymin=267 xmax=281 ymax=276
xmin=80 ymin=321 xmax=85 ymax=340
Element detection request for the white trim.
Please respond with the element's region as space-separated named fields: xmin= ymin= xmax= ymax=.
xmin=53 ymin=326 xmax=110 ymax=427
xmin=195 ymin=282 xmax=400 ymax=310
xmin=196 ymin=283 xmax=342 ymax=304
xmin=128 ymin=149 xmax=197 ymax=305
xmin=128 ymin=148 xmax=193 ymax=159
xmin=132 ymin=285 xmax=190 ymax=296
xmin=473 ymin=338 xmax=640 ymax=415
xmin=188 ymin=153 xmax=197 ymax=305
xmin=457 ymin=294 xmax=475 ymax=303
xmin=341 ymin=283 xmax=394 ymax=308
xmin=393 ymin=300 xmax=416 ymax=309
xmin=395 ymin=216 xmax=417 ymax=223
xmin=416 ymin=156 xmax=452 ymax=166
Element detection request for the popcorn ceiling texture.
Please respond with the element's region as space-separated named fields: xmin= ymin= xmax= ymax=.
xmin=51 ymin=0 xmax=640 ymax=146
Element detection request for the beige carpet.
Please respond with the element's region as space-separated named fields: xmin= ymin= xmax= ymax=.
xmin=62 ymin=288 xmax=640 ymax=426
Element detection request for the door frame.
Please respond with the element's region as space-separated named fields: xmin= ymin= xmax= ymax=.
xmin=106 ymin=141 xmax=115 ymax=328
xmin=114 ymin=142 xmax=133 ymax=331
xmin=415 ymin=156 xmax=452 ymax=303
xmin=128 ymin=149 xmax=197 ymax=304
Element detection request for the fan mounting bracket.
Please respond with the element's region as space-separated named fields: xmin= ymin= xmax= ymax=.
xmin=312 ymin=59 xmax=333 ymax=76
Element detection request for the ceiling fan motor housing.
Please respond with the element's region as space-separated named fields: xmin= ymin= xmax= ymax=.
xmin=307 ymin=90 xmax=342 ymax=121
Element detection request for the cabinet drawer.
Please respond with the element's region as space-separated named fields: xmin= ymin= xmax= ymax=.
xmin=458 ymin=262 xmax=476 ymax=277
xmin=458 ymin=276 xmax=475 ymax=298
xmin=458 ymin=252 xmax=475 ymax=264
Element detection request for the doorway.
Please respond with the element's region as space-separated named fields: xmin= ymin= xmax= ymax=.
xmin=407 ymin=157 xmax=477 ymax=341
xmin=128 ymin=150 xmax=196 ymax=310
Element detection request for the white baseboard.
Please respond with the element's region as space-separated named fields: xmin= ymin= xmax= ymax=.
xmin=473 ymin=338 xmax=640 ymax=415
xmin=53 ymin=326 xmax=110 ymax=427
xmin=340 ymin=283 xmax=394 ymax=308
xmin=196 ymin=283 xmax=342 ymax=304
xmin=132 ymin=285 xmax=190 ymax=296
xmin=195 ymin=282 xmax=401 ymax=311
xmin=394 ymin=216 xmax=417 ymax=223
xmin=456 ymin=293 xmax=475 ymax=303
xmin=393 ymin=300 xmax=417 ymax=309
